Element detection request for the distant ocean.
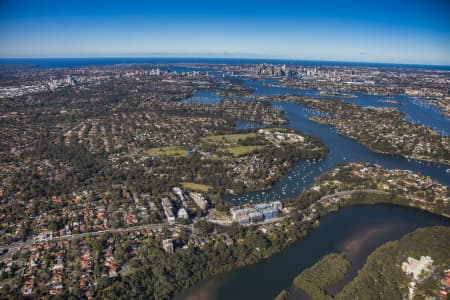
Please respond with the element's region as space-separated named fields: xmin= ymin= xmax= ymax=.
xmin=0 ymin=57 xmax=449 ymax=70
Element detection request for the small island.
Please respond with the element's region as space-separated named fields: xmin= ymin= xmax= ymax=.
xmin=293 ymin=253 xmax=350 ymax=300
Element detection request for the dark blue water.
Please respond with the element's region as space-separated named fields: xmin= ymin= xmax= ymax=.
xmin=175 ymin=205 xmax=450 ymax=300
xmin=227 ymin=100 xmax=450 ymax=203
xmin=1 ymin=57 xmax=449 ymax=70
xmin=12 ymin=59 xmax=449 ymax=201
xmin=5 ymin=58 xmax=448 ymax=299
xmin=224 ymin=78 xmax=450 ymax=204
xmin=178 ymin=78 xmax=450 ymax=296
xmin=245 ymin=77 xmax=450 ymax=136
xmin=329 ymin=93 xmax=449 ymax=136
xmin=180 ymin=76 xmax=450 ymax=204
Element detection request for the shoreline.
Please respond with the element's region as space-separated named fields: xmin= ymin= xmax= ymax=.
xmin=272 ymin=95 xmax=450 ymax=167
xmin=173 ymin=190 xmax=449 ymax=299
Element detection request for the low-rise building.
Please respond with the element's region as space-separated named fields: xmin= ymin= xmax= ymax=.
xmin=230 ymin=201 xmax=282 ymax=224
xmin=161 ymin=197 xmax=175 ymax=223
xmin=402 ymin=256 xmax=434 ymax=300
xmin=177 ymin=208 xmax=189 ymax=219
xmin=172 ymin=187 xmax=185 ymax=201
xmin=190 ymin=192 xmax=208 ymax=210
xmin=162 ymin=239 xmax=174 ymax=254
xmin=402 ymin=256 xmax=434 ymax=280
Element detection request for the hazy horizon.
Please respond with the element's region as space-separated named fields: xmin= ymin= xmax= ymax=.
xmin=1 ymin=55 xmax=450 ymax=68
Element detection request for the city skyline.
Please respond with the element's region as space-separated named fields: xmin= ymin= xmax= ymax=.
xmin=1 ymin=0 xmax=449 ymax=65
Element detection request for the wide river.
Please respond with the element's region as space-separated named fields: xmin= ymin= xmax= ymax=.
xmin=175 ymin=205 xmax=450 ymax=300
xmin=186 ymin=77 xmax=450 ymax=204
xmin=176 ymin=76 xmax=450 ymax=299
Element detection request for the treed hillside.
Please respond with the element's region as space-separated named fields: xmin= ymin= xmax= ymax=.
xmin=285 ymin=226 xmax=450 ymax=300
xmin=336 ymin=226 xmax=450 ymax=300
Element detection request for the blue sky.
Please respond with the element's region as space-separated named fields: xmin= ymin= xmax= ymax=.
xmin=0 ymin=0 xmax=449 ymax=65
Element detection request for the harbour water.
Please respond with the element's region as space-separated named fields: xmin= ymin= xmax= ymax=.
xmin=244 ymin=77 xmax=450 ymax=135
xmin=174 ymin=205 xmax=450 ymax=300
xmin=225 ymin=97 xmax=450 ymax=204
xmin=183 ymin=77 xmax=450 ymax=204
xmin=4 ymin=59 xmax=448 ymax=299
xmin=176 ymin=74 xmax=450 ymax=299
xmin=175 ymin=74 xmax=450 ymax=300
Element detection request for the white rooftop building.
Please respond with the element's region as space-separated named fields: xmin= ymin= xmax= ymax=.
xmin=401 ymin=256 xmax=434 ymax=300
xmin=190 ymin=192 xmax=208 ymax=210
xmin=177 ymin=208 xmax=189 ymax=219
xmin=402 ymin=256 xmax=434 ymax=280
xmin=230 ymin=201 xmax=282 ymax=224
xmin=172 ymin=187 xmax=185 ymax=201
